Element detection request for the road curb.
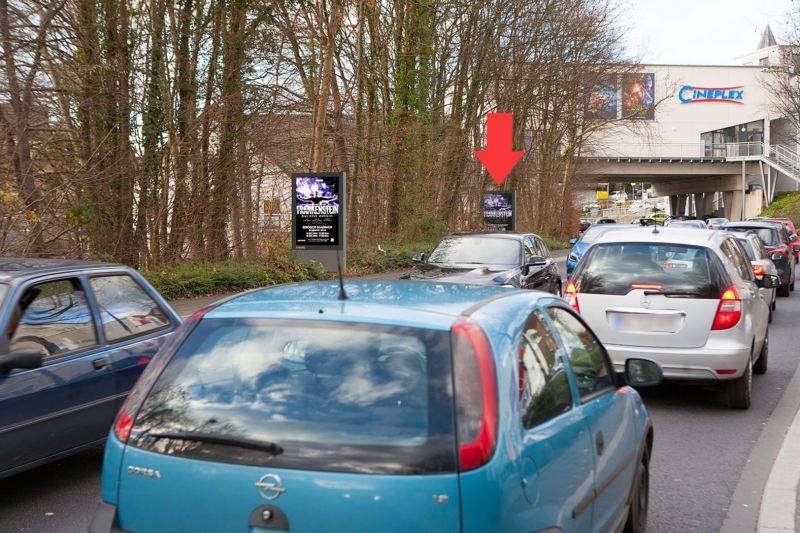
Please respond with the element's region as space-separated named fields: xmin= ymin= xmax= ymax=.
xmin=722 ymin=349 xmax=800 ymax=532
xmin=757 ymin=404 xmax=800 ymax=532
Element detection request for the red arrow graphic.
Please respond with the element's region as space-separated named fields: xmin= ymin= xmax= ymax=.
xmin=475 ymin=113 xmax=524 ymax=186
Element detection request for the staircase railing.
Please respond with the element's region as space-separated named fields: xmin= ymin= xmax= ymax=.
xmin=769 ymin=144 xmax=800 ymax=174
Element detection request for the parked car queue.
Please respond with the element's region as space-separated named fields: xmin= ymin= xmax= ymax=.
xmin=3 ymin=218 xmax=794 ymax=532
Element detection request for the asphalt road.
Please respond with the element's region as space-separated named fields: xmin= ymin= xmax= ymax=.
xmin=1 ymin=255 xmax=798 ymax=532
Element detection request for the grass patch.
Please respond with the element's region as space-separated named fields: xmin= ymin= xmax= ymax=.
xmin=761 ymin=192 xmax=800 ymax=222
xmin=142 ymin=257 xmax=327 ymax=300
xmin=540 ymin=234 xmax=570 ymax=250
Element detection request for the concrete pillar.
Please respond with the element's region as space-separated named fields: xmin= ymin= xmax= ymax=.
xmin=669 ymin=195 xmax=679 ymax=215
xmin=724 ymin=191 xmax=745 ymax=221
xmin=694 ymin=193 xmax=714 ymax=217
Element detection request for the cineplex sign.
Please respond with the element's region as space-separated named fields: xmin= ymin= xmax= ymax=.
xmin=679 ymin=85 xmax=744 ymax=104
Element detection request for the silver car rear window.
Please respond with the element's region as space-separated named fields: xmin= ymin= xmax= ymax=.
xmin=574 ymin=243 xmax=724 ymax=298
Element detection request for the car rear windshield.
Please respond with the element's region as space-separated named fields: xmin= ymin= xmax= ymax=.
xmin=573 ymin=242 xmax=725 ymax=298
xmin=725 ymin=226 xmax=779 ymax=246
xmin=128 ymin=318 xmax=457 ymax=475
xmin=427 ymin=236 xmax=520 ymax=265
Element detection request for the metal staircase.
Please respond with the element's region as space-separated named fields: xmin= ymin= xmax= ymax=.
xmin=764 ymin=144 xmax=800 ymax=185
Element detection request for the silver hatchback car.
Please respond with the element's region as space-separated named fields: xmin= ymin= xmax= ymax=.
xmin=564 ymin=227 xmax=778 ymax=409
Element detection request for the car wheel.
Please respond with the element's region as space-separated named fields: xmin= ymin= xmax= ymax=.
xmin=772 ymin=295 xmax=777 ymax=311
xmin=554 ymin=282 xmax=562 ymax=297
xmin=624 ymin=448 xmax=650 ymax=533
xmin=754 ymin=334 xmax=768 ymax=375
xmin=778 ymin=283 xmax=790 ymax=297
xmin=727 ymin=357 xmax=752 ymax=409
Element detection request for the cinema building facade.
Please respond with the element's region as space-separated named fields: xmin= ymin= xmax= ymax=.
xmin=582 ymin=27 xmax=800 ymax=220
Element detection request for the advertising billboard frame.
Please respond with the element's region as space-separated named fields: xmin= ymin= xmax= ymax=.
xmin=483 ymin=190 xmax=516 ymax=232
xmin=291 ymin=172 xmax=345 ymax=251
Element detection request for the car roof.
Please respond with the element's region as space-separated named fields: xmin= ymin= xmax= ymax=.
xmin=721 ymin=221 xmax=783 ymax=230
xmin=205 ymin=280 xmax=537 ymax=330
xmin=0 ymin=258 xmax=122 ymax=282
xmin=592 ymin=226 xmax=728 ymax=247
xmin=444 ymin=232 xmax=529 ymax=241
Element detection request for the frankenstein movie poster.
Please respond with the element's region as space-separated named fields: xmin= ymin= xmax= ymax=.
xmin=588 ymin=76 xmax=618 ymax=120
xmin=483 ymin=191 xmax=515 ymax=231
xmin=622 ymin=73 xmax=655 ymax=120
xmin=292 ymin=173 xmax=343 ymax=250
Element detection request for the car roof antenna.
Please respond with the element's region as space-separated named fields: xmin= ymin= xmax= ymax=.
xmin=337 ymin=249 xmax=348 ymax=300
xmin=652 ymin=222 xmax=660 ymax=234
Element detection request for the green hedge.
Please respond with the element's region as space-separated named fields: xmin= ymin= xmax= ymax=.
xmin=142 ymin=257 xmax=327 ymax=300
xmin=346 ymin=240 xmax=437 ymax=275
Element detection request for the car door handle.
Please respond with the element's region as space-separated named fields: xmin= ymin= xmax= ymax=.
xmin=595 ymin=431 xmax=605 ymax=456
xmin=92 ymin=357 xmax=110 ymax=370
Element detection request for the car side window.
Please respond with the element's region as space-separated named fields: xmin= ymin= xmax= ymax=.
xmin=523 ymin=238 xmax=536 ymax=263
xmin=752 ymin=237 xmax=767 ymax=260
xmin=534 ymin=237 xmax=550 ymax=258
xmin=547 ymin=307 xmax=615 ymax=399
xmin=721 ymin=239 xmax=752 ymax=281
xmin=89 ymin=274 xmax=171 ymax=343
xmin=517 ymin=310 xmax=573 ymax=429
xmin=730 ymin=240 xmax=754 ymax=281
xmin=9 ymin=278 xmax=98 ymax=362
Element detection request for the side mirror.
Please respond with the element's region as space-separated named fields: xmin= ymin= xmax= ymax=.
xmin=412 ymin=253 xmax=426 ymax=263
xmin=0 ymin=349 xmax=44 ymax=374
xmin=569 ymin=238 xmax=578 ymax=245
xmin=771 ymin=252 xmax=783 ymax=261
xmin=793 ymin=244 xmax=800 ymax=253
xmin=623 ymin=358 xmax=663 ymax=387
xmin=790 ymin=234 xmax=798 ymax=242
xmin=759 ymin=273 xmax=780 ymax=289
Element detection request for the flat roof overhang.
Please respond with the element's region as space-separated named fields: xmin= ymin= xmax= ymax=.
xmin=577 ymin=158 xmax=753 ymax=182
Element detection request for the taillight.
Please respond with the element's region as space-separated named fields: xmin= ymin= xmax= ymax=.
xmin=113 ymin=397 xmax=134 ymax=443
xmin=564 ymin=280 xmax=580 ymax=313
xmin=712 ymin=285 xmax=742 ymax=330
xmin=452 ymin=318 xmax=497 ymax=472
xmin=753 ymin=264 xmax=765 ymax=277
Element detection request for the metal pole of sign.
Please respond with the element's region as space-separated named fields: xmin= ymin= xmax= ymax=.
xmin=741 ymin=160 xmax=746 ymax=221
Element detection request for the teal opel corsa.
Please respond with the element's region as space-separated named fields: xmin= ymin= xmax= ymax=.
xmin=90 ymin=281 xmax=661 ymax=533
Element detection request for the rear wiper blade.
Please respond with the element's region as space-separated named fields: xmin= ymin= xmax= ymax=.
xmin=643 ymin=290 xmax=706 ymax=298
xmin=148 ymin=431 xmax=284 ymax=455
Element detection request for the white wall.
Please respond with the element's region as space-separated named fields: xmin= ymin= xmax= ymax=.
xmin=587 ymin=64 xmax=778 ymax=157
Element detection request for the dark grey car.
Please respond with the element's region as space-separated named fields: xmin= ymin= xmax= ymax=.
xmin=402 ymin=232 xmax=562 ymax=294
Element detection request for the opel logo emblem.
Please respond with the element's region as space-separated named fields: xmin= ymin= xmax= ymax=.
xmin=255 ymin=473 xmax=285 ymax=500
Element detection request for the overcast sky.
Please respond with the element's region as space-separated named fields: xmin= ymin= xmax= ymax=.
xmin=623 ymin=0 xmax=796 ymax=64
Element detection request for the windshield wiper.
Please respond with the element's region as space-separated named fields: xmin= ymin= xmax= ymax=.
xmin=148 ymin=431 xmax=284 ymax=455
xmin=643 ymin=290 xmax=706 ymax=298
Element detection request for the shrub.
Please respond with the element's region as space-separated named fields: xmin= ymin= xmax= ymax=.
xmin=761 ymin=192 xmax=800 ymax=223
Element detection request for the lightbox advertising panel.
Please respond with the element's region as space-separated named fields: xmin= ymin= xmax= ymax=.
xmin=483 ymin=191 xmax=515 ymax=231
xmin=292 ymin=173 xmax=343 ymax=250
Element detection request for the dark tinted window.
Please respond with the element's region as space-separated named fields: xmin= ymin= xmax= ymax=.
xmin=725 ymin=227 xmax=779 ymax=246
xmin=90 ymin=275 xmax=170 ymax=342
xmin=722 ymin=239 xmax=753 ymax=281
xmin=547 ymin=308 xmax=614 ymax=399
xmin=736 ymin=238 xmax=756 ymax=261
xmin=10 ymin=278 xmax=97 ymax=361
xmin=574 ymin=243 xmax=723 ymax=298
xmin=518 ymin=311 xmax=572 ymax=428
xmin=129 ymin=319 xmax=456 ymax=474
xmin=428 ymin=236 xmax=520 ymax=265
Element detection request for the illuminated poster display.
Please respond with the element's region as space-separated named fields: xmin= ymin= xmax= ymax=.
xmin=622 ymin=73 xmax=655 ymax=120
xmin=483 ymin=191 xmax=515 ymax=231
xmin=292 ymin=173 xmax=343 ymax=250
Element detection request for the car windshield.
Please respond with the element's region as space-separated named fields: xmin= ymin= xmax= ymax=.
xmin=725 ymin=227 xmax=779 ymax=246
xmin=574 ymin=242 xmax=723 ymax=298
xmin=128 ymin=319 xmax=456 ymax=474
xmin=709 ymin=218 xmax=727 ymax=224
xmin=427 ymin=236 xmax=519 ymax=265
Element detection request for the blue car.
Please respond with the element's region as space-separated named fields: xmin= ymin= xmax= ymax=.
xmin=0 ymin=259 xmax=180 ymax=478
xmin=91 ymin=281 xmax=660 ymax=533
xmin=567 ymin=224 xmax=630 ymax=276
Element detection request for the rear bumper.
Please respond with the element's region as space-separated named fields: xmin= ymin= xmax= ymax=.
xmin=89 ymin=501 xmax=124 ymax=533
xmin=606 ymin=343 xmax=751 ymax=381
